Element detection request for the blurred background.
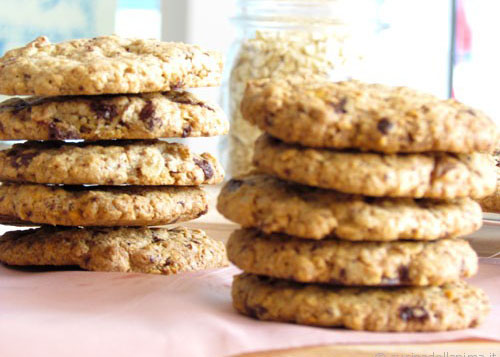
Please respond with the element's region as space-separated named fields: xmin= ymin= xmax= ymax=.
xmin=0 ymin=0 xmax=498 ymax=161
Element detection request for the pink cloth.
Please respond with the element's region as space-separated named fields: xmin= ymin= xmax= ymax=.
xmin=0 ymin=259 xmax=499 ymax=357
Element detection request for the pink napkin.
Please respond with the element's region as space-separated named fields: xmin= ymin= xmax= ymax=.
xmin=0 ymin=259 xmax=499 ymax=357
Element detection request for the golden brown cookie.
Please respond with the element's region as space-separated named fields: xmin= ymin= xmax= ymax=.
xmin=241 ymin=78 xmax=497 ymax=153
xmin=0 ymin=226 xmax=228 ymax=274
xmin=227 ymin=229 xmax=478 ymax=286
xmin=232 ymin=273 xmax=490 ymax=331
xmin=0 ymin=183 xmax=207 ymax=227
xmin=0 ymin=140 xmax=224 ymax=185
xmin=0 ymin=35 xmax=222 ymax=96
xmin=254 ymin=135 xmax=496 ymax=199
xmin=0 ymin=92 xmax=228 ymax=140
xmin=217 ymin=174 xmax=482 ymax=240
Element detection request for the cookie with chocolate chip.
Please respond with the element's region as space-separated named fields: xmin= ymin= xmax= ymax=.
xmin=0 ymin=183 xmax=208 ymax=227
xmin=241 ymin=78 xmax=498 ymax=154
xmin=217 ymin=174 xmax=482 ymax=240
xmin=0 ymin=91 xmax=228 ymax=140
xmin=0 ymin=226 xmax=228 ymax=274
xmin=232 ymin=273 xmax=490 ymax=331
xmin=0 ymin=35 xmax=222 ymax=96
xmin=0 ymin=140 xmax=224 ymax=185
xmin=227 ymin=229 xmax=478 ymax=286
xmin=254 ymin=135 xmax=496 ymax=199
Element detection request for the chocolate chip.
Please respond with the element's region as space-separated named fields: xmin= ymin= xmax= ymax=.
xmin=139 ymin=101 xmax=155 ymax=121
xmin=377 ymin=118 xmax=393 ymax=134
xmin=182 ymin=125 xmax=192 ymax=138
xmin=225 ymin=179 xmax=243 ymax=192
xmin=245 ymin=304 xmax=268 ymax=318
xmin=399 ymin=306 xmax=429 ymax=322
xmin=164 ymin=258 xmax=173 ymax=266
xmin=90 ymin=101 xmax=118 ymax=121
xmin=48 ymin=123 xmax=80 ymax=140
xmin=7 ymin=150 xmax=39 ymax=168
xmin=139 ymin=101 xmax=162 ymax=130
xmin=152 ymin=233 xmax=163 ymax=243
xmin=398 ymin=265 xmax=410 ymax=283
xmin=329 ymin=97 xmax=348 ymax=114
xmin=193 ymin=157 xmax=214 ymax=180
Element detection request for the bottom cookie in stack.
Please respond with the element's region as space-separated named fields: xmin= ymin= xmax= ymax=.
xmin=0 ymin=226 xmax=227 ymax=274
xmin=232 ymin=273 xmax=489 ymax=332
xmin=217 ymin=174 xmax=490 ymax=332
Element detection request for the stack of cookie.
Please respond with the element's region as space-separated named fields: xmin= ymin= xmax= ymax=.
xmin=218 ymin=78 xmax=498 ymax=332
xmin=0 ymin=35 xmax=229 ymax=274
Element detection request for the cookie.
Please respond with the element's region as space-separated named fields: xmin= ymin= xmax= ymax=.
xmin=227 ymin=229 xmax=477 ymax=286
xmin=0 ymin=91 xmax=228 ymax=140
xmin=0 ymin=226 xmax=228 ymax=274
xmin=478 ymin=153 xmax=500 ymax=213
xmin=0 ymin=140 xmax=224 ymax=185
xmin=232 ymin=273 xmax=489 ymax=331
xmin=218 ymin=174 xmax=482 ymax=241
xmin=254 ymin=135 xmax=496 ymax=199
xmin=241 ymin=78 xmax=497 ymax=153
xmin=0 ymin=35 xmax=222 ymax=96
xmin=0 ymin=183 xmax=207 ymax=227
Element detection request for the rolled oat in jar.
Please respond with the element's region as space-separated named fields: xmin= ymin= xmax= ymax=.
xmin=222 ymin=0 xmax=372 ymax=177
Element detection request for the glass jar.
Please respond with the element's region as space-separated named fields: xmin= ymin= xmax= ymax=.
xmin=221 ymin=0 xmax=375 ymax=178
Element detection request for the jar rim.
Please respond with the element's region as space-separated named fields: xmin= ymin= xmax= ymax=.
xmin=233 ymin=0 xmax=374 ymax=26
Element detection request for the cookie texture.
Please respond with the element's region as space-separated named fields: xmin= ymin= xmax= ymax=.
xmin=227 ymin=229 xmax=478 ymax=286
xmin=0 ymin=183 xmax=207 ymax=227
xmin=254 ymin=135 xmax=496 ymax=199
xmin=0 ymin=140 xmax=224 ymax=185
xmin=0 ymin=35 xmax=223 ymax=96
xmin=241 ymin=78 xmax=498 ymax=153
xmin=0 ymin=92 xmax=228 ymax=140
xmin=218 ymin=174 xmax=482 ymax=241
xmin=478 ymin=153 xmax=500 ymax=213
xmin=0 ymin=226 xmax=228 ymax=274
xmin=232 ymin=273 xmax=490 ymax=331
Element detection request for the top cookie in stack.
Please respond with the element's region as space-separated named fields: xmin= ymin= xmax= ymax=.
xmin=218 ymin=78 xmax=497 ymax=332
xmin=0 ymin=35 xmax=229 ymax=275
